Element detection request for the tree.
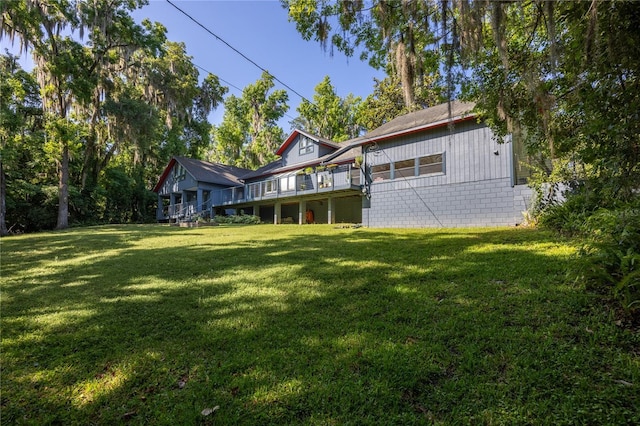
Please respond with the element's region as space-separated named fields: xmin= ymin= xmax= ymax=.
xmin=210 ymin=71 xmax=289 ymax=169
xmin=2 ymin=2 xmax=228 ymax=228
xmin=294 ymin=75 xmax=363 ymax=141
xmin=357 ymin=73 xmax=443 ymax=131
xmin=453 ymin=1 xmax=640 ymax=204
xmin=0 ymin=0 xmax=153 ymax=229
xmin=285 ymin=0 xmax=640 ymax=206
xmin=0 ymin=52 xmax=43 ymax=235
xmin=283 ymin=0 xmax=442 ymax=109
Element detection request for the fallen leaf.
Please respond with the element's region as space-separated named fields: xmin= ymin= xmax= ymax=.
xmin=201 ymin=406 xmax=220 ymax=416
xmin=613 ymin=379 xmax=633 ymax=387
xmin=122 ymin=411 xmax=136 ymax=420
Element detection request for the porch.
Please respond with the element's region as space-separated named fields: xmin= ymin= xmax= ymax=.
xmin=214 ymin=163 xmax=361 ymax=207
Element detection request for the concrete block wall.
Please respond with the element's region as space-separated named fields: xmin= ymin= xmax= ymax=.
xmin=364 ymin=177 xmax=532 ymax=228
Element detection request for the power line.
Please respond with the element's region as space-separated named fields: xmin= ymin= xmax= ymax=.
xmin=374 ymin=146 xmax=444 ymax=227
xmin=166 ymin=0 xmax=313 ymax=106
xmin=193 ymin=62 xmax=298 ymax=123
xmin=193 ymin=64 xmax=243 ymax=93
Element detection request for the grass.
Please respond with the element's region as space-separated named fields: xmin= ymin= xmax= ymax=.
xmin=1 ymin=224 xmax=638 ymax=425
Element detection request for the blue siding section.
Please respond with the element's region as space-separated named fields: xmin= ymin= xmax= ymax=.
xmin=157 ymin=164 xmax=198 ymax=196
xmin=363 ymin=121 xmax=532 ymax=228
xmin=282 ymin=135 xmax=330 ymax=167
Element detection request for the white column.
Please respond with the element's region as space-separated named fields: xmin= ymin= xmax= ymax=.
xmin=274 ymin=202 xmax=281 ymax=224
xmin=299 ymin=200 xmax=307 ymax=224
xmin=328 ymin=197 xmax=335 ymax=224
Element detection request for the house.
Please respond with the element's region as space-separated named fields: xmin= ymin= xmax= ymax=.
xmin=153 ymin=101 xmax=533 ymax=227
xmin=153 ymin=156 xmax=251 ymax=221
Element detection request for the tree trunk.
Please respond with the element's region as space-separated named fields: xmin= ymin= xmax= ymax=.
xmin=0 ymin=159 xmax=8 ymax=236
xmin=56 ymin=142 xmax=70 ymax=230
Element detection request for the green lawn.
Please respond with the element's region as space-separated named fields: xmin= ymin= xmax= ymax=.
xmin=1 ymin=225 xmax=638 ymax=425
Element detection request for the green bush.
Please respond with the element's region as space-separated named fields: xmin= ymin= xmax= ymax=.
xmin=571 ymin=203 xmax=640 ymax=315
xmin=213 ymin=214 xmax=261 ymax=224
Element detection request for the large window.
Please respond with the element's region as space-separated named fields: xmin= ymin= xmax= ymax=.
xmin=419 ymin=153 xmax=443 ymax=175
xmin=299 ymin=136 xmax=314 ymax=155
xmin=371 ymin=163 xmax=391 ymax=181
xmin=280 ymin=175 xmax=296 ymax=192
xmin=394 ymin=159 xmax=416 ymax=178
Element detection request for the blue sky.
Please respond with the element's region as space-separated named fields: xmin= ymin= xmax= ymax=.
xmin=2 ymin=0 xmax=385 ymax=131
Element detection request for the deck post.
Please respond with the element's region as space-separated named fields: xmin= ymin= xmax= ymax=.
xmin=328 ymin=197 xmax=335 ymax=224
xmin=274 ymin=202 xmax=281 ymax=224
xmin=157 ymin=194 xmax=164 ymax=220
xmin=298 ymin=200 xmax=306 ymax=224
xmin=197 ymin=188 xmax=203 ymax=213
xmin=254 ymin=205 xmax=260 ymax=219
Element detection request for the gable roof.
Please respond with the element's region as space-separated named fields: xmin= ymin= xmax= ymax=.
xmin=321 ymin=100 xmax=477 ymax=163
xmin=153 ymin=156 xmax=251 ymax=192
xmin=362 ymin=100 xmax=476 ymax=141
xmin=275 ymin=129 xmax=342 ymax=156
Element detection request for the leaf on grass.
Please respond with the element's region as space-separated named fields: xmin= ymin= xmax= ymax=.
xmin=613 ymin=379 xmax=633 ymax=387
xmin=122 ymin=411 xmax=136 ymax=420
xmin=201 ymin=406 xmax=220 ymax=416
xmin=178 ymin=375 xmax=188 ymax=389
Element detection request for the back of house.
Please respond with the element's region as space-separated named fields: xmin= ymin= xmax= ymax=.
xmin=153 ymin=101 xmax=533 ymax=228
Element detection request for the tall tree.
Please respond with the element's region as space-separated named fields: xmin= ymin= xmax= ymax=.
xmin=357 ymin=73 xmax=443 ymax=131
xmin=294 ymin=75 xmax=363 ymax=141
xmin=283 ymin=0 xmax=441 ymax=109
xmin=454 ymin=1 xmax=640 ymax=202
xmin=285 ymin=0 xmax=640 ymax=206
xmin=0 ymin=52 xmax=42 ymax=235
xmin=0 ymin=0 xmax=153 ymax=229
xmin=210 ymin=71 xmax=289 ymax=169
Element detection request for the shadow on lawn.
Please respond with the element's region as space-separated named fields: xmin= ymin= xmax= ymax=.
xmin=2 ymin=225 xmax=634 ymax=424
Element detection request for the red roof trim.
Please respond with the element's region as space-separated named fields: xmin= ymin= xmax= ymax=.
xmin=275 ymin=129 xmax=340 ymax=156
xmin=276 ymin=130 xmax=301 ymax=156
xmin=152 ymin=157 xmax=177 ymax=193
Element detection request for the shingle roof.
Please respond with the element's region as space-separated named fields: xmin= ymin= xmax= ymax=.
xmin=175 ymin=156 xmax=250 ymax=186
xmin=321 ymin=100 xmax=477 ymax=162
xmin=239 ymin=159 xmax=284 ymax=181
xmin=240 ymin=151 xmax=350 ymax=181
xmin=154 ymin=101 xmax=478 ymax=191
xmin=153 ymin=157 xmax=252 ymax=192
xmin=356 ymin=100 xmax=476 ymax=143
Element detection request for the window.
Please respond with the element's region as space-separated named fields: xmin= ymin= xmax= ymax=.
xmin=264 ymin=179 xmax=277 ymax=194
xmin=299 ymin=136 xmax=314 ymax=155
xmin=280 ymin=175 xmax=296 ymax=192
xmin=419 ymin=153 xmax=443 ymax=175
xmin=371 ymin=163 xmax=391 ymax=181
xmin=394 ymin=159 xmax=416 ymax=178
xmin=173 ymin=164 xmax=186 ymax=181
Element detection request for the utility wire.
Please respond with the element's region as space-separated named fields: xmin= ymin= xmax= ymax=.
xmin=194 ymin=64 xmax=243 ymax=94
xmin=166 ymin=0 xmax=313 ymax=106
xmin=194 ymin=63 xmax=298 ymax=122
xmin=375 ymin=146 xmax=444 ymax=227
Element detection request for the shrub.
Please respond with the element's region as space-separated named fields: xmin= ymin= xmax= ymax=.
xmin=213 ymin=214 xmax=261 ymax=225
xmin=571 ymin=203 xmax=640 ymax=316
